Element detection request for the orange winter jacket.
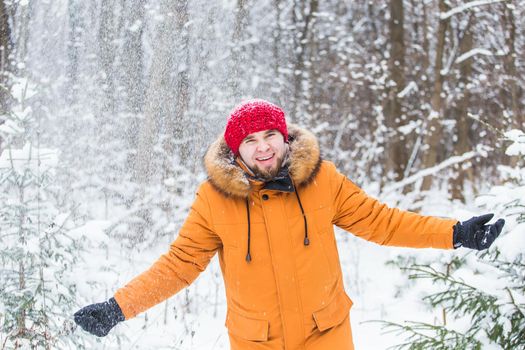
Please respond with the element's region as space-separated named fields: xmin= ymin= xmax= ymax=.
xmin=114 ymin=124 xmax=456 ymax=350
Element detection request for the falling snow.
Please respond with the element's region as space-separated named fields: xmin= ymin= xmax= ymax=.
xmin=0 ymin=1 xmax=523 ymax=349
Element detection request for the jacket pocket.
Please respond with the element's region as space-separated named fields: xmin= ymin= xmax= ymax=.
xmin=312 ymin=291 xmax=353 ymax=332
xmin=225 ymin=308 xmax=269 ymax=342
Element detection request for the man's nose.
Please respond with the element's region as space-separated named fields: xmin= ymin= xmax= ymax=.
xmin=256 ymin=140 xmax=270 ymax=152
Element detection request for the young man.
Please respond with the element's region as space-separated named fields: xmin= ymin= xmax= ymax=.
xmin=74 ymin=99 xmax=505 ymax=349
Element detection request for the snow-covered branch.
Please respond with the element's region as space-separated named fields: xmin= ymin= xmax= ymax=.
xmin=440 ymin=0 xmax=508 ymax=20
xmin=455 ymin=48 xmax=502 ymax=64
xmin=382 ymin=147 xmax=487 ymax=195
xmin=397 ymin=81 xmax=418 ymax=98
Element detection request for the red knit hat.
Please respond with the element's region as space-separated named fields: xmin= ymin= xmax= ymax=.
xmin=224 ymin=99 xmax=288 ymax=155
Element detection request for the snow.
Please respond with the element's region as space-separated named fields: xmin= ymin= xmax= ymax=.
xmin=128 ymin=20 xmax=143 ymax=32
xmin=440 ymin=0 xmax=507 ymax=20
xmin=455 ymin=48 xmax=496 ymax=64
xmin=397 ymin=120 xmax=419 ymax=135
xmin=397 ymin=81 xmax=418 ymax=98
xmin=0 ymin=118 xmax=25 ymax=135
xmin=69 ymin=220 xmax=112 ymax=243
xmin=0 ymin=143 xmax=59 ymax=172
xmin=504 ymin=129 xmax=525 ymax=156
xmin=2 ymin=1 xmax=523 ymax=349
xmin=382 ymin=146 xmax=485 ymax=195
xmin=10 ymin=77 xmax=38 ymax=102
xmin=495 ymin=225 xmax=525 ymax=261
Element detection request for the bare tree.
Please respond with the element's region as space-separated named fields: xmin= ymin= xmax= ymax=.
xmin=421 ymin=0 xmax=449 ymax=191
xmin=291 ymin=0 xmax=318 ymax=124
xmin=451 ymin=18 xmax=474 ymax=202
xmin=66 ymin=0 xmax=82 ymax=105
xmin=97 ymin=0 xmax=118 ymax=115
xmin=12 ymin=1 xmax=32 ymax=74
xmin=0 ymin=0 xmax=11 ymax=154
xmin=165 ymin=0 xmax=191 ymax=173
xmin=121 ymin=0 xmax=145 ymax=174
xmin=0 ymin=0 xmax=11 ymax=114
xmin=121 ymin=0 xmax=145 ymax=114
xmin=384 ymin=0 xmax=407 ymax=182
xmin=273 ymin=0 xmax=283 ymax=81
xmin=230 ymin=0 xmax=249 ymax=100
xmin=135 ymin=1 xmax=179 ymax=185
xmin=501 ymin=2 xmax=522 ymax=130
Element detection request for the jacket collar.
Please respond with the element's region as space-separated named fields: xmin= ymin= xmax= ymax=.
xmin=262 ymin=167 xmax=295 ymax=193
xmin=204 ymin=123 xmax=322 ymax=199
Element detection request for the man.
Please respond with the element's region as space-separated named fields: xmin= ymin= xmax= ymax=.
xmin=74 ymin=99 xmax=505 ymax=349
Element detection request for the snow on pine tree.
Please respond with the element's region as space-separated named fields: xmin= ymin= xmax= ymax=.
xmin=0 ymin=78 xmax=85 ymax=349
xmin=378 ymin=129 xmax=525 ymax=350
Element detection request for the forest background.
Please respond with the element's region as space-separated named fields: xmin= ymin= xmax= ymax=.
xmin=0 ymin=0 xmax=524 ymax=349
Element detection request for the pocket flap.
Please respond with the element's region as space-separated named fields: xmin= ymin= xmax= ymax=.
xmin=225 ymin=308 xmax=269 ymax=342
xmin=312 ymin=291 xmax=353 ymax=332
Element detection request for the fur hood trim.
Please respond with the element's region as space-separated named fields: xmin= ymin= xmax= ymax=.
xmin=204 ymin=124 xmax=321 ymax=199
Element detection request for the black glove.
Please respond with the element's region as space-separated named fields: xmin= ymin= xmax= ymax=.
xmin=74 ymin=297 xmax=125 ymax=337
xmin=453 ymin=213 xmax=505 ymax=250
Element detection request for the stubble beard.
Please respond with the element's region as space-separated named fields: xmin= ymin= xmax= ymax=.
xmin=251 ymin=153 xmax=285 ymax=181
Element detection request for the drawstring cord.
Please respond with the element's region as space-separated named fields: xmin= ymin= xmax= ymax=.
xmin=294 ymin=188 xmax=309 ymax=246
xmin=244 ymin=184 xmax=310 ymax=263
xmin=245 ymin=199 xmax=252 ymax=262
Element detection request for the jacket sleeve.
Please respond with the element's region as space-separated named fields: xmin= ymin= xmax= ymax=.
xmin=114 ymin=184 xmax=221 ymax=319
xmin=328 ymin=162 xmax=456 ymax=249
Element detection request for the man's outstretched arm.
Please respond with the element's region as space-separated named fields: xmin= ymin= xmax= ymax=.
xmin=328 ymin=162 xmax=504 ymax=250
xmin=74 ymin=185 xmax=221 ymax=336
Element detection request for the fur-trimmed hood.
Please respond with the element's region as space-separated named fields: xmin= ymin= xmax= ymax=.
xmin=204 ymin=124 xmax=321 ymax=199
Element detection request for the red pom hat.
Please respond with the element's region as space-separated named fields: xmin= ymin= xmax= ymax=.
xmin=224 ymin=99 xmax=288 ymax=155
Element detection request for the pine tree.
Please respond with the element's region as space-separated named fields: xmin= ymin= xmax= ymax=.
xmin=378 ymin=129 xmax=525 ymax=350
xmin=0 ymin=78 xmax=84 ymax=349
xmin=381 ymin=253 xmax=524 ymax=350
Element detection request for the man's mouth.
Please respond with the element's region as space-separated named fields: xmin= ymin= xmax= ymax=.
xmin=256 ymin=154 xmax=274 ymax=162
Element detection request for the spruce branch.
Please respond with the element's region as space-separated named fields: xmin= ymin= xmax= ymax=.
xmin=376 ymin=320 xmax=482 ymax=350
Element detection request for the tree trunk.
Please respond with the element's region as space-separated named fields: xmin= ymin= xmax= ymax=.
xmin=421 ymin=1 xmax=431 ymax=94
xmin=121 ymin=0 xmax=145 ymax=178
xmin=97 ymin=0 xmax=117 ymax=115
xmin=501 ymin=3 xmax=522 ymax=168
xmin=421 ymin=0 xmax=449 ymax=191
xmin=230 ymin=0 xmax=248 ymax=100
xmin=273 ymin=0 xmax=282 ymax=85
xmin=17 ymin=260 xmax=26 ymax=337
xmin=0 ymin=0 xmax=11 ymax=153
xmin=291 ymin=0 xmax=318 ymax=124
xmin=133 ymin=1 xmax=183 ymax=242
xmin=502 ymin=4 xmax=522 ymax=129
xmin=135 ymin=0 xmax=179 ymax=185
xmin=0 ymin=0 xmax=11 ymax=114
xmin=384 ymin=0 xmax=407 ymax=182
xmin=66 ymin=0 xmax=82 ymax=105
xmin=122 ymin=0 xmax=145 ymax=114
xmin=165 ymin=0 xmax=190 ymax=175
xmin=451 ymin=21 xmax=474 ymax=202
xmin=13 ymin=2 xmax=32 ymax=74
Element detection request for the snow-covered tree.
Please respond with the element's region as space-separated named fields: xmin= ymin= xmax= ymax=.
xmin=0 ymin=78 xmax=84 ymax=349
xmin=380 ymin=129 xmax=525 ymax=350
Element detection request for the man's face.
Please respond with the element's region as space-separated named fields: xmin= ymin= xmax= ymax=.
xmin=238 ymin=129 xmax=288 ymax=180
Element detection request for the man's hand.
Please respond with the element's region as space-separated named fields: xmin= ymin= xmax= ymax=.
xmin=453 ymin=213 xmax=505 ymax=250
xmin=74 ymin=297 xmax=125 ymax=337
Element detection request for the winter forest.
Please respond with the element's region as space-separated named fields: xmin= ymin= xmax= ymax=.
xmin=0 ymin=0 xmax=524 ymax=349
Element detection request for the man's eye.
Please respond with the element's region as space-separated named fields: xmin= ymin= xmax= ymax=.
xmin=244 ymin=139 xmax=254 ymax=144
